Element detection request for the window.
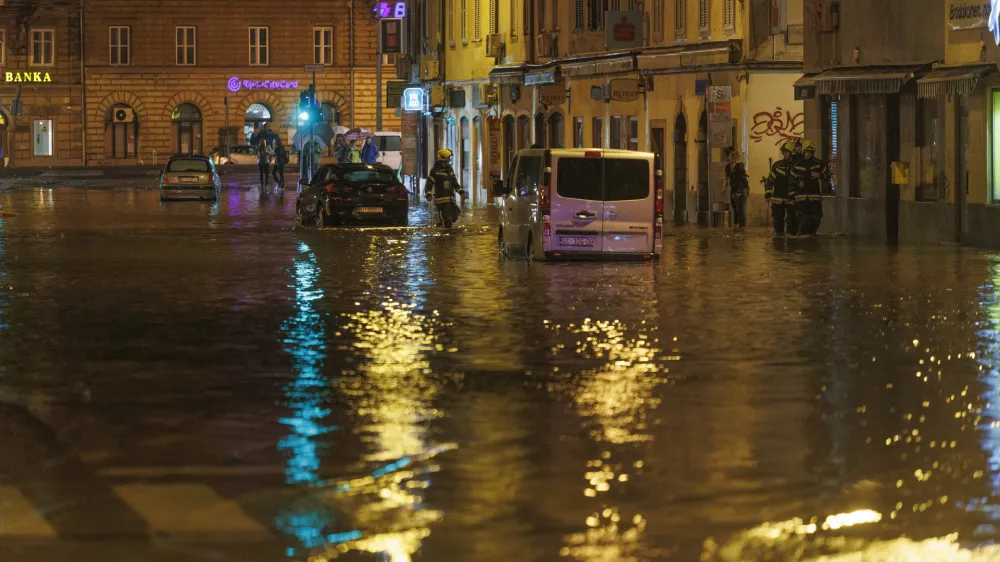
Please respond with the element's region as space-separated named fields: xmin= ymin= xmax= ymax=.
xmin=176 ymin=26 xmax=196 ymax=65
xmin=698 ymin=0 xmax=709 ymax=33
xmin=535 ymin=113 xmax=546 ymax=146
xmin=449 ymin=0 xmax=456 ymax=43
xmin=653 ymin=0 xmax=663 ymax=38
xmin=110 ymin=26 xmax=130 ymax=66
xmin=489 ymin=0 xmax=498 ymax=33
xmin=916 ymin=97 xmax=946 ymax=201
xmin=510 ymin=0 xmax=518 ymax=39
xmin=573 ymin=117 xmax=584 ymax=148
xmin=629 ymin=116 xmax=639 ymax=150
xmin=604 ymin=159 xmax=650 ymax=200
xmin=517 ymin=115 xmax=530 ymax=149
xmin=33 ymin=120 xmax=53 ymax=156
xmin=461 ymin=0 xmax=468 ymax=42
xmin=474 ymin=0 xmax=482 ymax=39
xmin=610 ymin=0 xmax=620 ymax=10
xmin=588 ymin=0 xmax=603 ymax=30
xmin=106 ymin=104 xmax=137 ymax=159
xmin=610 ymin=116 xmax=622 ymax=148
xmin=31 ymin=29 xmax=54 ymax=66
xmin=675 ymin=0 xmax=686 ymax=36
xmin=548 ymin=113 xmax=564 ymax=148
xmin=723 ymin=0 xmax=735 ymax=29
xmin=558 ymin=158 xmax=603 ymax=199
xmin=575 ymin=0 xmax=584 ymax=31
xmin=524 ymin=0 xmax=531 ymax=34
xmin=249 ymin=27 xmax=269 ymax=65
xmin=515 ymin=156 xmax=542 ymax=197
xmin=592 ymin=117 xmax=603 ymax=148
xmin=314 ymin=27 xmax=333 ymax=65
xmin=0 ymin=29 xmax=6 ymax=66
xmin=551 ymin=0 xmax=558 ymax=30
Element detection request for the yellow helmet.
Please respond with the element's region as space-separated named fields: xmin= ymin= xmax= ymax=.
xmin=437 ymin=148 xmax=453 ymax=162
xmin=781 ymin=140 xmax=796 ymax=153
xmin=801 ymin=139 xmax=816 ymax=153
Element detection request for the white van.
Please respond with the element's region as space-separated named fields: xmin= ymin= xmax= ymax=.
xmin=496 ymin=149 xmax=663 ymax=261
xmin=374 ymin=132 xmax=402 ymax=171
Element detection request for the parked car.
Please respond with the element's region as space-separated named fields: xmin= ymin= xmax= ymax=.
xmin=159 ymin=155 xmax=221 ymax=201
xmin=495 ymin=148 xmax=663 ymax=261
xmin=211 ymin=145 xmax=258 ymax=166
xmin=373 ymin=132 xmax=402 ymax=171
xmin=296 ymin=163 xmax=409 ymax=226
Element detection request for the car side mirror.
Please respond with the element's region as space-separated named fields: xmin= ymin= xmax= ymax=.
xmin=491 ymin=178 xmax=507 ymax=197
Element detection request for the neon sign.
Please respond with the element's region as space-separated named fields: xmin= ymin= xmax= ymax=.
xmin=990 ymin=0 xmax=1000 ymax=45
xmin=227 ymin=76 xmax=300 ymax=93
xmin=372 ymin=2 xmax=406 ymax=18
xmin=402 ymin=88 xmax=423 ymax=111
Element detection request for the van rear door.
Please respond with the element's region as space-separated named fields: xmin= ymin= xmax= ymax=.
xmin=551 ymin=154 xmax=604 ymax=252
xmin=602 ymin=156 xmax=653 ymax=254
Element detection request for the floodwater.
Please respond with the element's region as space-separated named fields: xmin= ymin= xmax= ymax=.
xmin=1 ymin=186 xmax=1000 ymax=561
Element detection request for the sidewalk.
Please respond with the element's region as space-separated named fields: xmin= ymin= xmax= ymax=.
xmin=0 ymin=165 xmax=299 ymax=190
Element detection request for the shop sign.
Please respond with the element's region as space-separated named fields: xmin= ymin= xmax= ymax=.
xmin=487 ymin=118 xmax=503 ymax=177
xmin=605 ymin=11 xmax=643 ymax=49
xmin=609 ymin=78 xmax=640 ymax=102
xmin=949 ymin=1 xmax=991 ymax=29
xmin=227 ymin=76 xmax=299 ymax=93
xmin=539 ymin=84 xmax=566 ymax=105
xmin=402 ymin=87 xmax=424 ymax=111
xmin=3 ymin=72 xmax=53 ymax=83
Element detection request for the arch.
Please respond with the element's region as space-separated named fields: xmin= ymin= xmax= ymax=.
xmin=534 ymin=112 xmax=546 ymax=147
xmin=547 ymin=112 xmax=564 ymax=149
xmin=673 ymin=111 xmax=688 ymax=226
xmin=163 ymin=91 xmax=213 ymax=120
xmin=105 ymin=103 xmax=138 ymax=159
xmin=502 ymin=114 xmax=515 ymax=176
xmin=93 ymin=91 xmax=148 ymax=126
xmin=0 ymin=107 xmax=8 ymax=167
xmin=236 ymin=91 xmax=286 ymax=121
xmin=172 ymin=102 xmax=204 ymax=154
xmin=517 ymin=114 xmax=530 ymax=151
xmin=318 ymin=90 xmax=350 ymax=124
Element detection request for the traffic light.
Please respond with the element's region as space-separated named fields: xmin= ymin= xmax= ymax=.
xmin=298 ymin=87 xmax=321 ymax=123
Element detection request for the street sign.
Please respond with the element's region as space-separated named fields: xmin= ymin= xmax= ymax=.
xmin=386 ymin=80 xmax=407 ymax=108
xmin=707 ymin=86 xmax=732 ymax=147
xmin=304 ymin=64 xmax=324 ymax=73
xmin=402 ymin=88 xmax=423 ymax=111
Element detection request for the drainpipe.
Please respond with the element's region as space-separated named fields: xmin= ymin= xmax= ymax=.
xmin=80 ymin=0 xmax=87 ymax=166
xmin=349 ymin=0 xmax=356 ymax=127
xmin=527 ymin=0 xmax=535 ymax=63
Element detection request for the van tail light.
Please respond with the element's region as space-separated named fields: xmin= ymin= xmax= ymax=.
xmin=325 ymin=183 xmax=339 ymax=192
xmin=543 ymin=220 xmax=551 ymax=237
xmin=392 ymin=185 xmax=408 ymax=200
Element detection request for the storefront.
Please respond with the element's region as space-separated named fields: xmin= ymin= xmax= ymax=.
xmin=0 ymin=69 xmax=85 ymax=167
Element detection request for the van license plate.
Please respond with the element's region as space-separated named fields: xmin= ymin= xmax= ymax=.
xmin=561 ymin=236 xmax=595 ymax=247
xmin=357 ymin=207 xmax=383 ymax=214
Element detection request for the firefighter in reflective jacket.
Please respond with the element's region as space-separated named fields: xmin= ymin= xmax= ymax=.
xmin=790 ymin=139 xmax=831 ymax=235
xmin=764 ymin=140 xmax=796 ymax=235
xmin=425 ymin=148 xmax=466 ymax=225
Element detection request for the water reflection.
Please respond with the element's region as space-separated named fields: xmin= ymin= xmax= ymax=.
xmin=557 ymin=319 xmax=663 ymax=561
xmin=275 ymin=240 xmax=336 ymax=551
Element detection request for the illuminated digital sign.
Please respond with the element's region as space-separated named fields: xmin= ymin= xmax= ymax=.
xmin=227 ymin=76 xmax=299 ymax=93
xmin=373 ymin=2 xmax=406 ymax=18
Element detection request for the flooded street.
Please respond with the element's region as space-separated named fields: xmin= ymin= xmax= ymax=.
xmin=3 ymin=186 xmax=1000 ymax=561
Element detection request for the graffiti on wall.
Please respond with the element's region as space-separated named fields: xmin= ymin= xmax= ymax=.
xmin=749 ymin=107 xmax=805 ymax=145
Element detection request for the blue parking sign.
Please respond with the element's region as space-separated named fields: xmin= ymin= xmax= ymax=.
xmin=402 ymin=88 xmax=423 ymax=111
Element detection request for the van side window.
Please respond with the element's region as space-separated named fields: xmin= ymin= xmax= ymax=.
xmin=515 ymin=156 xmax=542 ymax=198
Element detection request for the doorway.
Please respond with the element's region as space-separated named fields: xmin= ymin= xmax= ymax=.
xmin=673 ymin=112 xmax=688 ymax=226
xmin=460 ymin=117 xmax=470 ymax=190
xmin=244 ymin=103 xmax=273 ymax=144
xmin=503 ymin=115 xmax=516 ymax=177
xmin=956 ymin=94 xmax=969 ymax=243
xmin=651 ymin=123 xmax=666 ymax=212
xmin=886 ymin=94 xmax=900 ymax=243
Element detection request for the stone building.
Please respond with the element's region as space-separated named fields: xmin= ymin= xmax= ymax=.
xmin=0 ymin=0 xmax=86 ymax=167
xmin=802 ymin=0 xmax=1000 ymax=246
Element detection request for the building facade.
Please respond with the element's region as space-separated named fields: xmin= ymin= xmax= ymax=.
xmin=411 ymin=0 xmax=805 ymax=222
xmin=802 ymin=0 xmax=1000 ymax=247
xmin=0 ymin=0 xmax=86 ymax=167
xmin=1 ymin=0 xmax=400 ymax=168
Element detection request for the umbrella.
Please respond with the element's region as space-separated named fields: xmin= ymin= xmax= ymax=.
xmin=342 ymin=127 xmax=373 ymax=141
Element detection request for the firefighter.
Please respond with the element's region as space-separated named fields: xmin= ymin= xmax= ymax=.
xmin=787 ymin=138 xmax=804 ymax=235
xmin=790 ymin=139 xmax=831 ymax=235
xmin=764 ymin=140 xmax=796 ymax=235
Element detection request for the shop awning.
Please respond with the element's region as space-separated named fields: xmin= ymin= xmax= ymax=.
xmin=813 ymin=65 xmax=925 ymax=95
xmin=917 ymin=63 xmax=996 ymax=98
xmin=489 ymin=66 xmax=524 ymax=85
xmin=793 ymin=74 xmax=817 ymax=88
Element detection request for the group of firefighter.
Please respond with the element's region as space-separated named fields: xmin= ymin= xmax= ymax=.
xmin=764 ymin=138 xmax=832 ymax=236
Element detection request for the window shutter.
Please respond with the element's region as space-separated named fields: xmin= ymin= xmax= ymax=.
xmin=675 ymin=0 xmax=686 ymax=33
xmin=698 ymin=0 xmax=709 ymax=31
xmin=574 ymin=0 xmax=583 ymax=31
xmin=723 ymin=0 xmax=735 ymax=28
xmin=653 ymin=0 xmax=663 ymax=36
xmin=474 ymin=0 xmax=482 ymax=39
xmin=461 ymin=0 xmax=468 ymax=41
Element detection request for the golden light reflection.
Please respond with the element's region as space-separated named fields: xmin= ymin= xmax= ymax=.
xmin=558 ymin=319 xmax=663 ymax=562
xmin=310 ymin=297 xmax=452 ymax=562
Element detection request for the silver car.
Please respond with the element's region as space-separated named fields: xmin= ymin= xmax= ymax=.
xmin=159 ymin=155 xmax=221 ymax=201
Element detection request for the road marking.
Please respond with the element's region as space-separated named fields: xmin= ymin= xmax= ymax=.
xmin=115 ymin=484 xmax=268 ymax=535
xmin=99 ymin=465 xmax=285 ymax=478
xmin=0 ymin=486 xmax=58 ymax=537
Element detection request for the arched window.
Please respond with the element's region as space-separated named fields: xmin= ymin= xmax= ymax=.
xmin=244 ymin=103 xmax=273 ymax=144
xmin=105 ymin=104 xmax=138 ymax=159
xmin=321 ymin=102 xmax=340 ymax=156
xmin=534 ymin=112 xmax=546 ymax=147
xmin=503 ymin=115 xmax=515 ymax=176
xmin=172 ymin=103 xmax=202 ymax=154
xmin=517 ymin=114 xmax=530 ymax=151
xmin=460 ymin=116 xmax=471 ymax=189
xmin=547 ymin=112 xmax=564 ymax=149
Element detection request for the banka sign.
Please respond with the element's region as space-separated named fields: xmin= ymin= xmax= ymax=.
xmin=227 ymin=76 xmax=299 ymax=93
xmin=3 ymin=72 xmax=53 ymax=83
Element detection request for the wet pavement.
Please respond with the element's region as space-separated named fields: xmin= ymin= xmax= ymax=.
xmin=2 ymin=185 xmax=1000 ymax=561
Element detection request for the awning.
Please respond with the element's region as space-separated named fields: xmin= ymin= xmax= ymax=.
xmin=917 ymin=63 xmax=996 ymax=98
xmin=489 ymin=66 xmax=524 ymax=85
xmin=793 ymin=73 xmax=817 ymax=88
xmin=524 ymin=68 xmax=557 ymax=85
xmin=813 ymin=65 xmax=925 ymax=95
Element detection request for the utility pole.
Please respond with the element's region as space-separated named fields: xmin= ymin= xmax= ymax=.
xmin=376 ymin=23 xmax=383 ymax=131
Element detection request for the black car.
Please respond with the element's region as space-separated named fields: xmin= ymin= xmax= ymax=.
xmin=296 ymin=163 xmax=409 ymax=226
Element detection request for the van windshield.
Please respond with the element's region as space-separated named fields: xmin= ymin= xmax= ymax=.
xmin=556 ymin=158 xmax=649 ymax=201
